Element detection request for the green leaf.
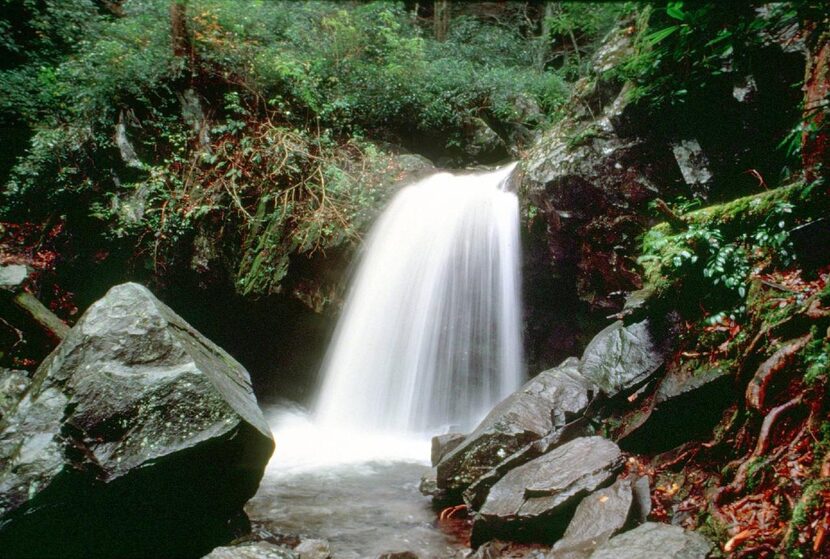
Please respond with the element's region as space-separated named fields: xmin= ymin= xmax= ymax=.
xmin=705 ymin=29 xmax=732 ymax=48
xmin=666 ymin=3 xmax=686 ymax=21
xmin=646 ymin=25 xmax=679 ymax=45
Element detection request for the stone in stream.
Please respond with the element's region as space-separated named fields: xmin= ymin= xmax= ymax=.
xmin=295 ymin=538 xmax=332 ymax=559
xmin=463 ymin=415 xmax=592 ymax=510
xmin=548 ymin=477 xmax=634 ymax=559
xmin=436 ymin=358 xmax=595 ymax=499
xmin=470 ymin=437 xmax=624 ymax=547
xmin=588 ymin=522 xmax=712 ymax=559
xmin=579 ymin=320 xmax=662 ymax=398
xmin=375 ymin=552 xmax=421 ymax=559
xmin=204 ymin=542 xmax=300 ymax=559
xmin=0 ymin=282 xmax=275 ymax=559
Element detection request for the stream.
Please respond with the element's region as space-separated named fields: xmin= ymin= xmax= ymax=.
xmin=246 ymin=406 xmax=467 ymax=558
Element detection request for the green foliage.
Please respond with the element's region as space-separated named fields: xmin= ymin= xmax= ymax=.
xmin=541 ymin=2 xmax=632 ymax=78
xmin=745 ymin=456 xmax=771 ymax=492
xmin=802 ymin=329 xmax=829 ymax=385
xmin=615 ymin=2 xmax=769 ymax=107
xmin=639 ymin=188 xmax=804 ymax=320
xmin=0 ymin=1 xmax=627 ymax=298
xmin=783 ymin=477 xmax=830 ymax=556
xmin=182 ymin=1 xmax=569 ymax=141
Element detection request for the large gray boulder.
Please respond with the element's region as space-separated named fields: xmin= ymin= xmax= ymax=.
xmin=0 ymin=283 xmax=274 ymax=558
xmin=549 ymin=477 xmax=634 ymax=559
xmin=471 ymin=437 xmax=623 ymax=547
xmin=579 ymin=320 xmax=662 ymax=397
xmin=588 ymin=522 xmax=712 ymax=559
xmin=436 ymin=358 xmax=594 ymax=498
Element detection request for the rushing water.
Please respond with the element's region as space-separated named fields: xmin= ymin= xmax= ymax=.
xmin=246 ymin=407 xmax=465 ymax=559
xmin=249 ymin=164 xmax=525 ymax=557
xmin=315 ymin=163 xmax=524 ymax=434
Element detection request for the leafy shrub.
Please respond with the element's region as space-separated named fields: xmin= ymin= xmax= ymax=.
xmin=639 ymin=192 xmax=800 ymax=321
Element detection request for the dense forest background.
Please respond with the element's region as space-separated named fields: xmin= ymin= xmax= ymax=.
xmin=1 ymin=0 xmax=823 ymax=309
xmin=0 ymin=1 xmax=620 ymax=309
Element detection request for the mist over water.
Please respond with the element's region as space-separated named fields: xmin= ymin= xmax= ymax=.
xmin=314 ymin=163 xmax=524 ymax=435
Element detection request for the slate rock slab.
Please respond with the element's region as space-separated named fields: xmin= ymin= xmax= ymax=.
xmin=579 ymin=320 xmax=662 ymax=397
xmin=0 ymin=283 xmax=275 ymax=558
xmin=471 ymin=437 xmax=623 ymax=546
xmin=549 ymin=477 xmax=634 ymax=559
xmin=588 ymin=522 xmax=712 ymax=559
xmin=619 ymin=361 xmax=733 ymax=454
xmin=437 ymin=358 xmax=594 ymax=498
xmin=464 ymin=415 xmax=592 ymax=510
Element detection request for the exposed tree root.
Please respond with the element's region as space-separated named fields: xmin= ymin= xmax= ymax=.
xmin=745 ymin=335 xmax=811 ymax=412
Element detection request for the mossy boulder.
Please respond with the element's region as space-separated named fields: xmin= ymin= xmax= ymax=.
xmin=0 ymin=283 xmax=274 ymax=558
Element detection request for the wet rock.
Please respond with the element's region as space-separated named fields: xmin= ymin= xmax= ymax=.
xmin=0 ymin=264 xmax=29 ymax=290
xmin=204 ymin=542 xmax=300 ymax=559
xmin=471 ymin=437 xmax=623 ymax=546
xmin=630 ymin=476 xmax=652 ymax=524
xmin=579 ymin=320 xmax=662 ymax=398
xmin=0 ymin=369 xmax=29 ymax=420
xmin=0 ymin=282 xmax=274 ymax=559
xmin=464 ymin=415 xmax=593 ymax=510
xmin=463 ymin=117 xmax=507 ymax=161
xmin=115 ymin=109 xmax=144 ymax=169
xmin=436 ymin=358 xmax=594 ymax=498
xmin=618 ymin=361 xmax=733 ymax=454
xmin=432 ymin=432 xmax=466 ymax=466
xmin=469 ymin=540 xmax=549 ymax=559
xmin=520 ymin=71 xmax=677 ymax=372
xmin=295 ymin=538 xmax=331 ymax=559
xmin=419 ymin=470 xmax=440 ymax=497
xmin=588 ymin=522 xmax=712 ymax=559
xmin=671 ymin=139 xmax=712 ymax=197
xmin=393 ymin=153 xmax=435 ymax=180
xmin=376 ymin=552 xmax=420 ymax=559
xmin=732 ymin=74 xmax=758 ymax=103
xmin=549 ymin=477 xmax=633 ymax=559
xmin=522 ymin=79 xmax=670 ymax=319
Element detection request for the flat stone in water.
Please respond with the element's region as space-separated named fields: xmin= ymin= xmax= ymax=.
xmin=472 ymin=437 xmax=623 ymax=546
xmin=437 ymin=358 xmax=594 ymax=498
xmin=204 ymin=542 xmax=299 ymax=559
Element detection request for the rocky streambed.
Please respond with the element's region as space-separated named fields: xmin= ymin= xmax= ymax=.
xmin=0 ymin=281 xmax=716 ymax=559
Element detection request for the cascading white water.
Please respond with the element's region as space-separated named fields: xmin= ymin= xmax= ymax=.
xmin=314 ymin=163 xmax=524 ymax=435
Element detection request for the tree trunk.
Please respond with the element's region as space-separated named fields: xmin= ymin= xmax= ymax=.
xmin=434 ymin=0 xmax=450 ymax=42
xmin=170 ymin=0 xmax=191 ymax=59
xmin=535 ymin=2 xmax=554 ymax=71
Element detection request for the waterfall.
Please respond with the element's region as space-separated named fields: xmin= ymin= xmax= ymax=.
xmin=314 ymin=163 xmax=524 ymax=435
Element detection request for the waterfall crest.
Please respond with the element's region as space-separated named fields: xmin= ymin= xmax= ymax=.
xmin=314 ymin=163 xmax=524 ymax=434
